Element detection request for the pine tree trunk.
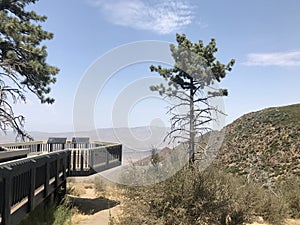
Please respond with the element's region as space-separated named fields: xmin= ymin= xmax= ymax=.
xmin=189 ymin=78 xmax=195 ymax=164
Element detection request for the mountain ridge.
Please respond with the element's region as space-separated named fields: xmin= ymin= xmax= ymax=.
xmin=216 ymin=103 xmax=300 ymax=185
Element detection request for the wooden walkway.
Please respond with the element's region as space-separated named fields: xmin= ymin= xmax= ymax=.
xmin=0 ymin=139 xmax=122 ymax=225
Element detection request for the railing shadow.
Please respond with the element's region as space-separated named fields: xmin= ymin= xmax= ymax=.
xmin=69 ymin=196 xmax=120 ymax=215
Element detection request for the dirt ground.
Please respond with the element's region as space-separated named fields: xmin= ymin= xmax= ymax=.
xmin=67 ymin=178 xmax=300 ymax=225
xmin=67 ymin=179 xmax=122 ymax=225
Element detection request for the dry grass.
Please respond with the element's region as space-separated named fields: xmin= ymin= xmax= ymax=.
xmin=67 ymin=182 xmax=97 ymax=224
xmin=67 ymin=182 xmax=87 ymax=197
xmin=70 ymin=208 xmax=90 ymax=224
xmin=114 ymin=166 xmax=300 ymax=225
xmin=285 ymin=219 xmax=300 ymax=225
xmin=246 ymin=219 xmax=300 ymax=225
xmin=67 ymin=177 xmax=123 ymax=225
xmin=67 ymin=177 xmax=300 ymax=225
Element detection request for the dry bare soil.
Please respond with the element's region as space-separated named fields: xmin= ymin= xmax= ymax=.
xmin=67 ymin=180 xmax=122 ymax=225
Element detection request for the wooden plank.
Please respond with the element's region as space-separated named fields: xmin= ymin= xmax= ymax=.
xmin=0 ymin=141 xmax=44 ymax=148
xmin=0 ymin=150 xmax=29 ymax=163
xmin=55 ymin=159 xmax=59 ymax=189
xmin=10 ymin=201 xmax=28 ymax=225
xmin=44 ymin=160 xmax=50 ymax=198
xmin=28 ymin=165 xmax=36 ymax=212
xmin=72 ymin=137 xmax=90 ymax=144
xmin=47 ymin=138 xmax=67 ymax=145
xmin=2 ymin=175 xmax=12 ymax=225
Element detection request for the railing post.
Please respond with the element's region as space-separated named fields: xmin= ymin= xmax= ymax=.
xmin=44 ymin=159 xmax=50 ymax=197
xmin=106 ymin=147 xmax=109 ymax=168
xmin=67 ymin=151 xmax=71 ymax=177
xmin=2 ymin=172 xmax=13 ymax=225
xmin=28 ymin=160 xmax=36 ymax=212
xmin=54 ymin=156 xmax=60 ymax=201
xmin=80 ymin=151 xmax=84 ymax=171
xmin=37 ymin=144 xmax=41 ymax=152
xmin=62 ymin=153 xmax=67 ymax=180
xmin=119 ymin=145 xmax=122 ymax=162
xmin=72 ymin=150 xmax=76 ymax=172
xmin=91 ymin=149 xmax=95 ymax=169
xmin=55 ymin=157 xmax=59 ymax=188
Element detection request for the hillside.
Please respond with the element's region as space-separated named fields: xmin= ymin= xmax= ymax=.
xmin=129 ymin=104 xmax=300 ymax=186
xmin=217 ymin=103 xmax=300 ymax=185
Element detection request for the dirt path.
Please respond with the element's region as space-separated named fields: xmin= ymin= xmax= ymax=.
xmin=75 ymin=205 xmax=120 ymax=225
xmin=67 ymin=181 xmax=121 ymax=225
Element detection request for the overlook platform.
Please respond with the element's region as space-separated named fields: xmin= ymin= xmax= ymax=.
xmin=0 ymin=138 xmax=122 ymax=225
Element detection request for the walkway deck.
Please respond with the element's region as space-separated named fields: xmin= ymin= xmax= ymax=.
xmin=0 ymin=138 xmax=122 ymax=225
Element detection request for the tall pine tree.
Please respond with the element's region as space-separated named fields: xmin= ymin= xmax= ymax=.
xmin=0 ymin=0 xmax=58 ymax=140
xmin=150 ymin=34 xmax=235 ymax=164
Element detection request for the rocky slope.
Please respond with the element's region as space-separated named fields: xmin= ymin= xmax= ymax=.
xmin=217 ymin=103 xmax=300 ymax=185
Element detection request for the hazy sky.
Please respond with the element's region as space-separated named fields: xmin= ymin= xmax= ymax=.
xmin=13 ymin=0 xmax=300 ymax=132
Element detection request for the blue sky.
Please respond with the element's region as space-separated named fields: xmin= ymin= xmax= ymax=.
xmin=14 ymin=0 xmax=300 ymax=132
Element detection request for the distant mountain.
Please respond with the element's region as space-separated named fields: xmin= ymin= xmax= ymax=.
xmin=2 ymin=104 xmax=299 ymax=186
xmin=0 ymin=126 xmax=172 ymax=154
xmin=217 ymin=103 xmax=300 ymax=185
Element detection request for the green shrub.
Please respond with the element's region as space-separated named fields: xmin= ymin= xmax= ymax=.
xmin=277 ymin=177 xmax=300 ymax=218
xmin=114 ymin=166 xmax=289 ymax=225
xmin=20 ymin=196 xmax=72 ymax=225
xmin=53 ymin=198 xmax=72 ymax=225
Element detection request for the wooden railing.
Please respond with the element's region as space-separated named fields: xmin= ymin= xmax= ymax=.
xmin=1 ymin=141 xmax=103 ymax=153
xmin=69 ymin=143 xmax=122 ymax=176
xmin=0 ymin=141 xmax=122 ymax=176
xmin=0 ymin=150 xmax=70 ymax=225
xmin=0 ymin=150 xmax=30 ymax=163
xmin=0 ymin=140 xmax=122 ymax=225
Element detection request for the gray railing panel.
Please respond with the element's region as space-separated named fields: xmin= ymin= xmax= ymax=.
xmin=0 ymin=140 xmax=122 ymax=224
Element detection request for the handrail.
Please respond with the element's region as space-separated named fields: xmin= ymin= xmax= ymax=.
xmin=0 ymin=140 xmax=122 ymax=225
xmin=0 ymin=150 xmax=70 ymax=225
xmin=0 ymin=150 xmax=30 ymax=163
xmin=68 ymin=143 xmax=122 ymax=176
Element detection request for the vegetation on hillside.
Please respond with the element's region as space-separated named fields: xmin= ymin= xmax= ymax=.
xmin=218 ymin=104 xmax=300 ymax=186
xmin=114 ymin=166 xmax=300 ymax=225
xmin=19 ymin=104 xmax=300 ymax=225
xmin=112 ymin=104 xmax=300 ymax=225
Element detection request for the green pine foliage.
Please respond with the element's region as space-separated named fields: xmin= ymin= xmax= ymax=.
xmin=0 ymin=0 xmax=59 ymax=139
xmin=150 ymin=34 xmax=235 ymax=163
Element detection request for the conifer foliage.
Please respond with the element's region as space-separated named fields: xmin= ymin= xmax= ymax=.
xmin=150 ymin=34 xmax=235 ymax=163
xmin=0 ymin=0 xmax=58 ymax=139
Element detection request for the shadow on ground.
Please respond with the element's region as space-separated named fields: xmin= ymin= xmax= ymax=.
xmin=69 ymin=196 xmax=120 ymax=215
